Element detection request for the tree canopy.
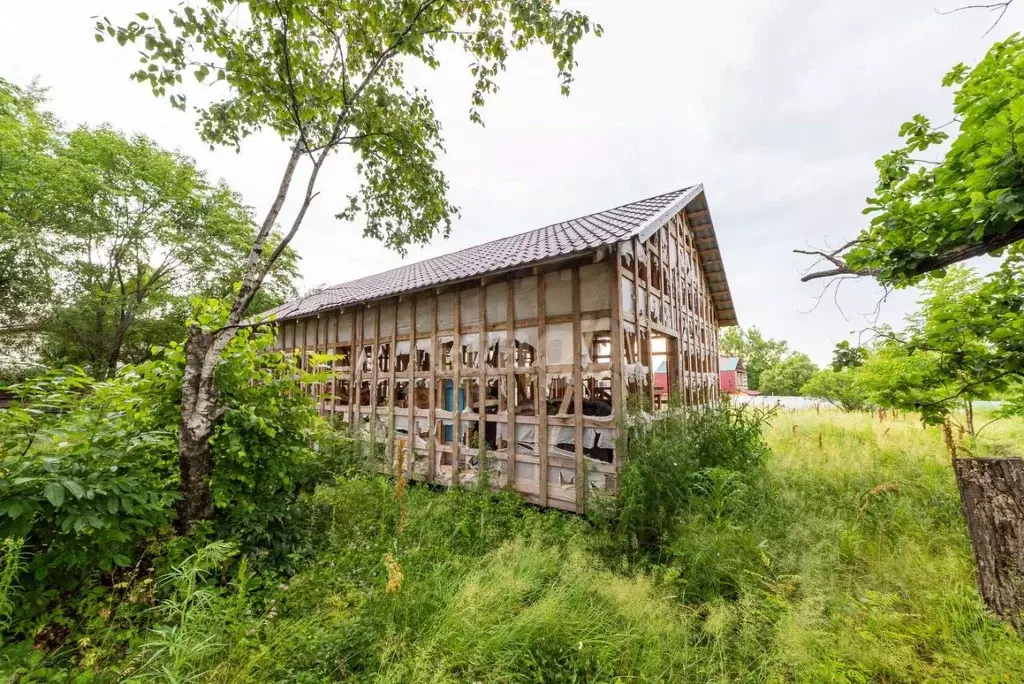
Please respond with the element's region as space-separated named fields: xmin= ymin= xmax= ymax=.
xmin=718 ymin=326 xmax=790 ymax=392
xmin=759 ymin=352 xmax=818 ymax=397
xmin=0 ymin=79 xmax=297 ymax=379
xmin=799 ymin=34 xmax=1024 ymax=286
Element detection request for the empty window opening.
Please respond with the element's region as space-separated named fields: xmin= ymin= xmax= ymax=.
xmin=484 ymin=377 xmax=506 ymax=415
xmin=546 ymin=374 xmax=574 ymax=416
xmin=636 ymin=243 xmax=648 ymax=282
xmin=440 ymin=336 xmax=455 ymax=371
xmin=438 ymin=419 xmax=454 ymax=447
xmin=395 ymin=341 xmax=410 ymax=372
xmin=462 ymin=378 xmax=482 ymax=415
xmin=581 ymin=320 xmax=612 ymax=367
xmin=651 ymin=334 xmax=675 ymax=412
xmin=336 ymin=379 xmax=351 ymax=404
xmin=334 ymin=345 xmax=352 ymax=368
xmin=513 ymin=328 xmax=537 ymax=369
xmin=513 ymin=374 xmax=539 ymax=416
xmin=377 ymin=343 xmax=392 ymax=373
xmin=583 ymin=427 xmax=614 ymax=463
xmin=461 ymin=333 xmax=480 ymax=369
xmin=619 ymin=242 xmax=635 ymax=272
xmin=394 ymin=380 xmax=410 ymax=408
xmin=415 ymin=339 xmax=431 ymax=371
xmin=485 ymin=332 xmax=505 ymax=369
xmin=412 ymin=379 xmax=431 ymax=410
xmin=650 ymin=253 xmax=662 ymax=290
xmin=582 ymin=370 xmax=613 ymax=417
xmin=483 ymin=418 xmax=508 ymax=451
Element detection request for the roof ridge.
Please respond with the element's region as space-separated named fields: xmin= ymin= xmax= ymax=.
xmin=262 ymin=184 xmax=734 ymax=323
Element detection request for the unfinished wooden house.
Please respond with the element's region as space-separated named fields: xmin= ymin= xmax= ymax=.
xmin=267 ymin=186 xmax=737 ymax=511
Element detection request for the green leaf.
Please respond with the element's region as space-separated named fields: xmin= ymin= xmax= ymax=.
xmin=44 ymin=482 xmax=66 ymax=508
xmin=62 ymin=479 xmax=86 ymax=499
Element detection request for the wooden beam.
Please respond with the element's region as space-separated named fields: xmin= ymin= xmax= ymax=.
xmin=370 ymin=305 xmax=380 ymax=452
xmin=610 ymin=247 xmax=624 ymax=456
xmin=537 ymin=274 xmax=548 ymax=507
xmin=428 ymin=293 xmax=437 ymax=484
xmin=407 ymin=299 xmax=417 ymax=477
xmin=478 ymin=288 xmax=487 ymax=486
xmin=348 ymin=310 xmax=357 ymax=427
xmin=388 ymin=300 xmax=398 ymax=472
xmin=642 ymin=236 xmax=655 ymax=412
xmin=505 ymin=276 xmax=516 ymax=490
xmin=572 ymin=266 xmax=585 ymax=512
xmin=452 ymin=289 xmax=461 ymax=486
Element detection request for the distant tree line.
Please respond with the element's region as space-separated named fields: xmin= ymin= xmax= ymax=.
xmin=718 ymin=326 xmax=817 ymax=397
xmin=0 ymin=79 xmax=298 ymax=382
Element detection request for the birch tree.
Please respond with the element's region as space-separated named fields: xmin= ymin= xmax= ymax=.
xmin=98 ymin=0 xmax=600 ymax=530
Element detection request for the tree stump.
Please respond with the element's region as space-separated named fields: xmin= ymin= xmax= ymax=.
xmin=952 ymin=457 xmax=1024 ymax=631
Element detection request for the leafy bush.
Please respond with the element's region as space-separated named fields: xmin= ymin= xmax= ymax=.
xmin=0 ymin=367 xmax=178 ymax=580
xmin=606 ymin=405 xmax=772 ymax=559
xmin=0 ymin=319 xmax=335 ymax=637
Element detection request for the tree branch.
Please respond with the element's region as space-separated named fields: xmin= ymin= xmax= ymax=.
xmin=937 ymin=1 xmax=1014 ymax=35
xmin=797 ymin=219 xmax=1024 ymax=283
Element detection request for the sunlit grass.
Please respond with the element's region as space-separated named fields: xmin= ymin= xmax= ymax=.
xmin=22 ymin=408 xmax=1024 ymax=682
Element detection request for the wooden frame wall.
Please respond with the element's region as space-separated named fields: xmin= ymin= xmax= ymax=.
xmin=277 ymin=207 xmax=723 ymax=510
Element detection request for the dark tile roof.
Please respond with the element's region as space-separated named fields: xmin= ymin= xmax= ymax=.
xmin=264 ymin=185 xmax=737 ymax=326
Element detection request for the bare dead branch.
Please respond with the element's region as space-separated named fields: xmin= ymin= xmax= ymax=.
xmin=936 ymin=1 xmax=1014 ymax=35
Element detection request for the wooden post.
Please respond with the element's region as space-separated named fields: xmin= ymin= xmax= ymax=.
xmin=642 ymin=236 xmax=655 ymax=411
xmin=953 ymin=457 xmax=1024 ymax=632
xmin=505 ymin=277 xmax=517 ymax=489
xmin=388 ymin=300 xmax=397 ymax=470
xmin=407 ymin=298 xmax=416 ymax=477
xmin=610 ymin=250 xmax=624 ymax=423
xmin=452 ymin=290 xmax=462 ymax=486
xmin=610 ymin=248 xmax=625 ymax=486
xmin=537 ymin=274 xmax=548 ymax=507
xmin=428 ymin=294 xmax=437 ymax=484
xmin=348 ymin=310 xmax=358 ymax=427
xmin=478 ymin=287 xmax=487 ymax=484
xmin=572 ymin=266 xmax=585 ymax=511
xmin=329 ymin=312 xmax=337 ymax=421
xmin=370 ymin=306 xmax=380 ymax=456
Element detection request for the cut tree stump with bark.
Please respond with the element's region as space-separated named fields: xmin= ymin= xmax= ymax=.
xmin=953 ymin=456 xmax=1024 ymax=632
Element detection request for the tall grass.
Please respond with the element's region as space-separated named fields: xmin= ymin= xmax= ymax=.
xmin=7 ymin=408 xmax=1024 ymax=682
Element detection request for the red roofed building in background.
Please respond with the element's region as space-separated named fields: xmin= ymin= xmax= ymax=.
xmin=719 ymin=356 xmax=748 ymax=394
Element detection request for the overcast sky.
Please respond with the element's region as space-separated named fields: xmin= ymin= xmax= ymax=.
xmin=2 ymin=1 xmax=1019 ymax=365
